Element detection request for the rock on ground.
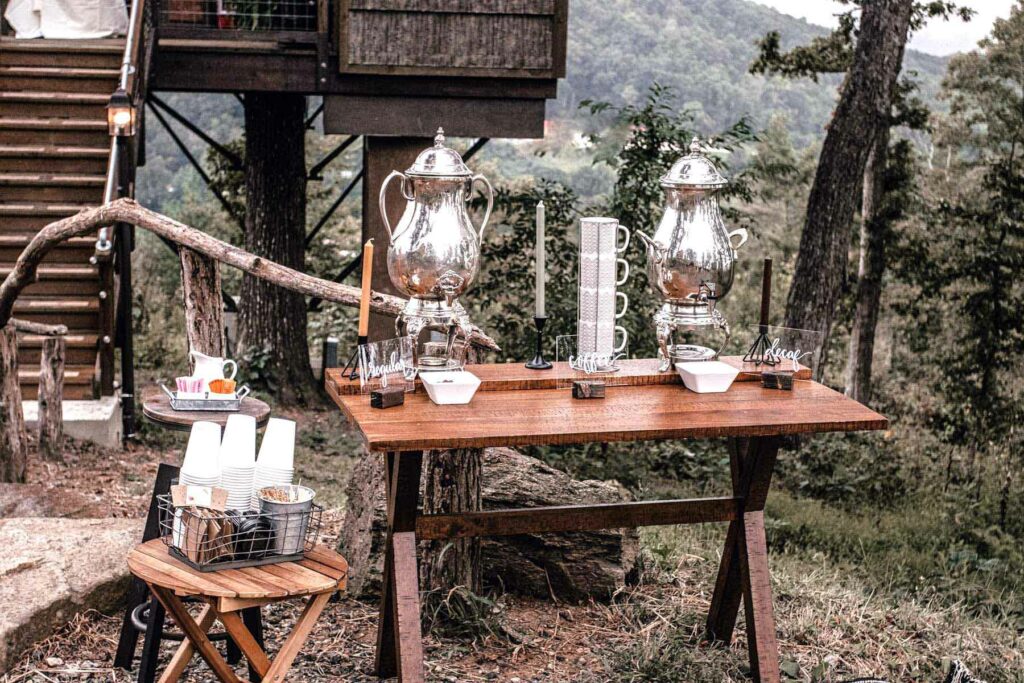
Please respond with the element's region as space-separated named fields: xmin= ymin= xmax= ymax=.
xmin=339 ymin=447 xmax=639 ymax=602
xmin=0 ymin=517 xmax=142 ymax=673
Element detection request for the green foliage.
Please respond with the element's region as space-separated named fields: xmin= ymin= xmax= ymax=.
xmin=470 ymin=181 xmax=581 ymax=362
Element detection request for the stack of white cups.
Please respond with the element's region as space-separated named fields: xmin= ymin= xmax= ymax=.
xmin=251 ymin=417 xmax=296 ymax=510
xmin=180 ymin=421 xmax=222 ymax=487
xmin=219 ymin=414 xmax=257 ymax=511
xmin=175 ymin=421 xmax=222 ymax=547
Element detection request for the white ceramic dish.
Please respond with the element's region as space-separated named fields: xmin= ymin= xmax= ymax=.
xmin=675 ymin=361 xmax=740 ymax=394
xmin=420 ymin=371 xmax=481 ymax=405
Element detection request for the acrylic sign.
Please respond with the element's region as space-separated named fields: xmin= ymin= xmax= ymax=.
xmin=358 ymin=336 xmax=416 ymax=395
xmin=555 ymin=334 xmax=631 ymax=389
xmin=731 ymin=326 xmax=824 ymax=376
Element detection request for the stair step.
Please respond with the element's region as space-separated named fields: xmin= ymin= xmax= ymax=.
xmin=18 ymin=333 xmax=100 ymax=364
xmin=0 ymin=145 xmax=108 ymax=173
xmin=0 ymin=66 xmax=120 ymax=94
xmin=0 ymin=117 xmax=108 ymax=146
xmin=0 ymin=264 xmax=102 ymax=295
xmin=0 ymin=233 xmax=97 ymax=261
xmin=0 ymin=173 xmax=106 ymax=202
xmin=0 ymin=38 xmax=123 ymax=69
xmin=12 ymin=296 xmax=100 ymax=327
xmin=0 ymin=201 xmax=97 ymax=229
xmin=19 ymin=364 xmax=97 ymax=400
xmin=0 ymin=91 xmax=108 ymax=119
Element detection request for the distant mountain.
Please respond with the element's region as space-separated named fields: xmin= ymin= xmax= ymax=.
xmin=556 ymin=0 xmax=949 ymax=147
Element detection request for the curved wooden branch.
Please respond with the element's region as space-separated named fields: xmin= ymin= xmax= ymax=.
xmin=0 ymin=198 xmax=500 ymax=351
xmin=10 ymin=319 xmax=68 ymax=337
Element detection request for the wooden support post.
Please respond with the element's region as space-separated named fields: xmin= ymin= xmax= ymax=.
xmin=0 ymin=324 xmax=27 ymax=483
xmin=179 ymin=247 xmax=225 ymax=362
xmin=375 ymin=450 xmax=425 ymax=682
xmin=706 ymin=437 xmax=782 ymax=683
xmin=38 ymin=336 xmax=65 ymax=462
xmin=362 ymin=136 xmax=431 ymax=342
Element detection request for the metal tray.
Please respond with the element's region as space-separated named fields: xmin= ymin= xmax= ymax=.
xmin=160 ymin=383 xmax=251 ymax=412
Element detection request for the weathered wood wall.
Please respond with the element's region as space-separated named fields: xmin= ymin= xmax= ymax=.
xmin=339 ymin=0 xmax=568 ymax=78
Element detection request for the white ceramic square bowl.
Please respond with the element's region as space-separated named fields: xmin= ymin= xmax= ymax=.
xmin=420 ymin=371 xmax=482 ymax=405
xmin=675 ymin=361 xmax=740 ymax=394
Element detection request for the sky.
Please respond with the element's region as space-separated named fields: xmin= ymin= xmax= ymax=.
xmin=748 ymin=0 xmax=1015 ymax=55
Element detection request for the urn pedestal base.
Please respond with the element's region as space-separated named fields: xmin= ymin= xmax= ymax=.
xmin=654 ymin=303 xmax=731 ymax=372
xmin=396 ymin=298 xmax=473 ymax=372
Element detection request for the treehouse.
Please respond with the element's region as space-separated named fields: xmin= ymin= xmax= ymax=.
xmin=0 ymin=0 xmax=569 ymax=436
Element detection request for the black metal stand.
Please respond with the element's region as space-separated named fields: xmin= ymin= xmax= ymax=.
xmin=340 ymin=334 xmax=368 ymax=380
xmin=525 ymin=316 xmax=552 ymax=370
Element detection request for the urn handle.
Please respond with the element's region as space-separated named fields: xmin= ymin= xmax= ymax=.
xmin=728 ymin=228 xmax=749 ymax=251
xmin=469 ymin=173 xmax=495 ymax=244
xmin=379 ymin=170 xmax=413 ymax=244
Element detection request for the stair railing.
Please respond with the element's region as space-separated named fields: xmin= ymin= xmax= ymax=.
xmin=100 ymin=0 xmax=154 ymax=440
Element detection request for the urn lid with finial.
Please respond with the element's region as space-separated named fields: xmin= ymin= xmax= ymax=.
xmin=660 ymin=137 xmax=729 ymax=189
xmin=404 ymin=127 xmax=474 ymax=178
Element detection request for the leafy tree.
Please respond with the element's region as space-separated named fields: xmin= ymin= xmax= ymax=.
xmin=893 ymin=5 xmax=1024 ymax=530
xmin=751 ymin=0 xmax=970 ymax=392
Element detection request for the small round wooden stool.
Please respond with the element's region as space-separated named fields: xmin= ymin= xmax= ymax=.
xmin=127 ymin=540 xmax=348 ymax=683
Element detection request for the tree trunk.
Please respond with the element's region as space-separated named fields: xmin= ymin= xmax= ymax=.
xmin=238 ymin=93 xmax=317 ymax=405
xmin=784 ymin=0 xmax=913 ymax=367
xmin=38 ymin=336 xmax=65 ymax=462
xmin=180 ymin=248 xmax=225 ymax=363
xmin=845 ymin=129 xmax=890 ymax=402
xmin=0 ymin=325 xmax=27 ymax=483
xmin=419 ymin=449 xmax=483 ymax=593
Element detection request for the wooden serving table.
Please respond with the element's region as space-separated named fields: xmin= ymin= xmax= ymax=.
xmin=141 ymin=385 xmax=271 ymax=432
xmin=325 ymin=360 xmax=887 ymax=683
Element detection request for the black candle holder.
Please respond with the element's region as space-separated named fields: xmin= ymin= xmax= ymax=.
xmin=339 ymin=334 xmax=368 ymax=380
xmin=525 ymin=316 xmax=552 ymax=370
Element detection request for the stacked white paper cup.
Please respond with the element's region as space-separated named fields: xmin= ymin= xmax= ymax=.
xmin=251 ymin=417 xmax=296 ymax=510
xmin=180 ymin=421 xmax=222 ymax=487
xmin=175 ymin=421 xmax=221 ymax=547
xmin=219 ymin=414 xmax=256 ymax=512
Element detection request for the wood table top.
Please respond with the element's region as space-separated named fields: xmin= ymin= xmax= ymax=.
xmin=327 ymin=363 xmax=888 ymax=452
xmin=127 ymin=539 xmax=348 ymax=599
xmin=141 ymin=385 xmax=271 ymax=432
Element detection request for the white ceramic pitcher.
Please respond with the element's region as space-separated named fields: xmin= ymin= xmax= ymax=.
xmin=189 ymin=350 xmax=237 ymax=390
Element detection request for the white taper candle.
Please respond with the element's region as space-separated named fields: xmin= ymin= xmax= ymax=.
xmin=536 ymin=201 xmax=546 ymax=318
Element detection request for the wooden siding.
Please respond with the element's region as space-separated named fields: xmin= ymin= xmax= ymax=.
xmin=339 ymin=0 xmax=568 ymax=78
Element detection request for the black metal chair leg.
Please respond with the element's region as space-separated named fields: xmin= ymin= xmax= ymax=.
xmin=226 ymin=633 xmax=243 ymax=665
xmin=115 ymin=463 xmax=181 ymax=671
xmin=242 ymin=607 xmax=265 ymax=682
xmin=136 ymin=594 xmax=165 ymax=683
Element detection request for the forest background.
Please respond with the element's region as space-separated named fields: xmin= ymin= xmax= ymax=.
xmin=123 ymin=0 xmax=1023 ymax=679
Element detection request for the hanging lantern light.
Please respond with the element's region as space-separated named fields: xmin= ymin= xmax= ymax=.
xmin=107 ymin=88 xmax=136 ymax=137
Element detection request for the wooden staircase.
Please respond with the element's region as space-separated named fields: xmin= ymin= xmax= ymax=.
xmin=0 ymin=38 xmax=122 ymax=399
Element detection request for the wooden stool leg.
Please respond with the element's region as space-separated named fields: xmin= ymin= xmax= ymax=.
xmin=218 ymin=610 xmax=271 ymax=679
xmin=159 ymin=605 xmax=217 ymax=683
xmin=148 ymin=585 xmax=242 ymax=683
xmin=374 ymin=451 xmax=424 ymax=682
xmin=261 ymin=593 xmax=332 ymax=682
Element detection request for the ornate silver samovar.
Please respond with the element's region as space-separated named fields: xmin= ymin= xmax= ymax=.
xmin=636 ymin=138 xmax=749 ymax=371
xmin=380 ymin=128 xmax=494 ymax=370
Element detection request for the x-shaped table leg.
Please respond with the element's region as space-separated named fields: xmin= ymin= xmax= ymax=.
xmin=706 ymin=436 xmax=782 ymax=683
xmin=148 ymin=584 xmax=333 ymax=683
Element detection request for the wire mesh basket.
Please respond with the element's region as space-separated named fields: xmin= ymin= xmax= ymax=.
xmin=157 ymin=493 xmax=323 ymax=572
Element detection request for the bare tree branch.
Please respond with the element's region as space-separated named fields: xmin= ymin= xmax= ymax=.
xmin=0 ymin=198 xmax=500 ymax=352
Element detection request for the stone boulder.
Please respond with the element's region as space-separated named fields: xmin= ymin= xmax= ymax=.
xmin=338 ymin=447 xmax=638 ymax=603
xmin=0 ymin=517 xmax=142 ymax=673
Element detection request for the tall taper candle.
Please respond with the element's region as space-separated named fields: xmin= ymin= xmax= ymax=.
xmin=536 ymin=201 xmax=546 ymax=317
xmin=358 ymin=239 xmax=374 ymax=338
